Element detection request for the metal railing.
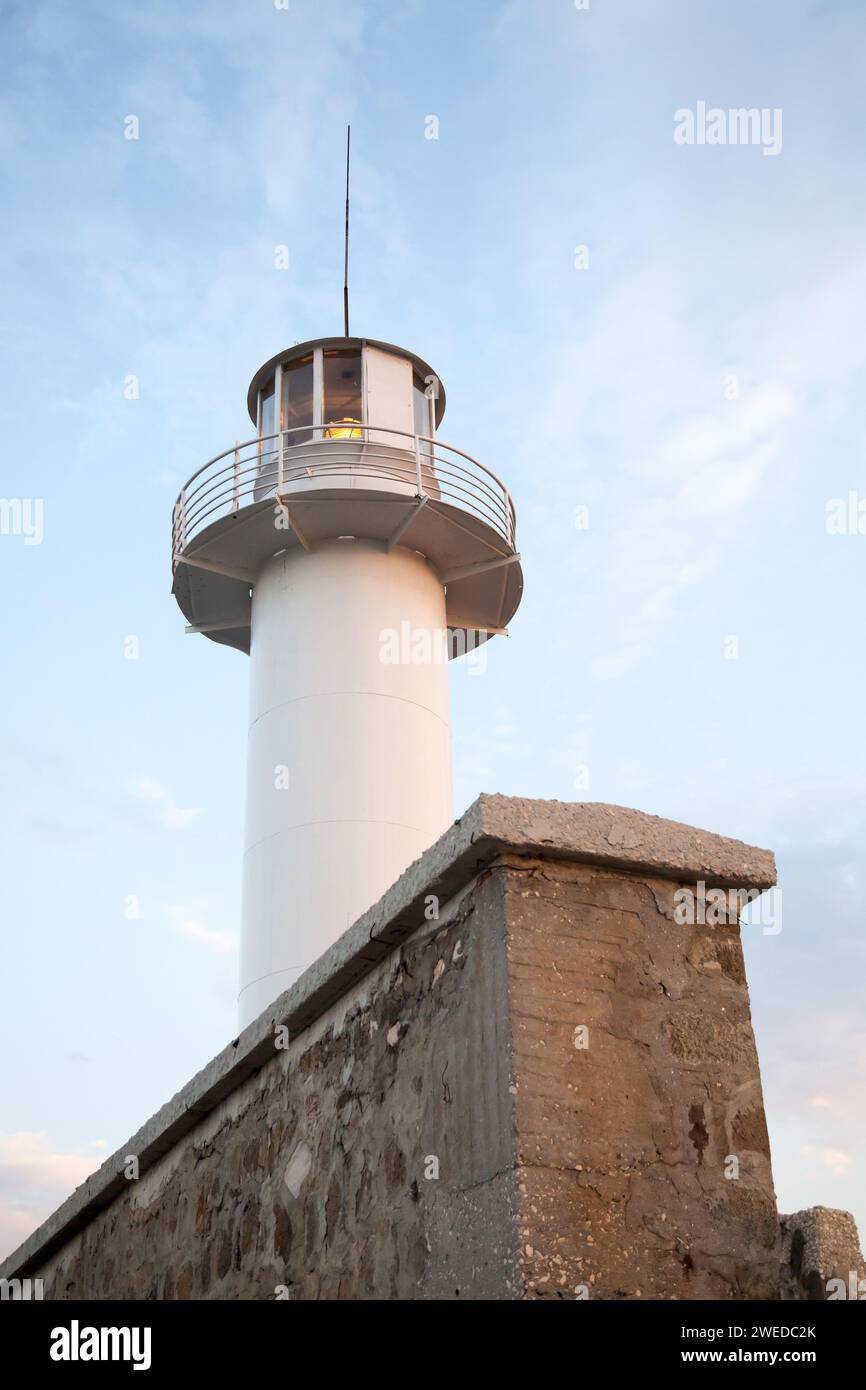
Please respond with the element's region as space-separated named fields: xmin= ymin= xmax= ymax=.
xmin=172 ymin=424 xmax=516 ymax=559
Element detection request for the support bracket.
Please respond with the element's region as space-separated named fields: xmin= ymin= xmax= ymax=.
xmin=185 ymin=618 xmax=249 ymax=635
xmin=447 ymin=617 xmax=509 ymax=638
xmin=386 ymin=495 xmax=428 ymax=552
xmin=439 ymin=552 xmax=520 ymax=585
xmin=275 ymin=497 xmax=314 ymax=552
xmin=174 ymin=552 xmax=256 ymax=585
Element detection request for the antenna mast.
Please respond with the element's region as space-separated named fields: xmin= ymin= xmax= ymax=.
xmin=343 ymin=125 xmax=351 ymax=337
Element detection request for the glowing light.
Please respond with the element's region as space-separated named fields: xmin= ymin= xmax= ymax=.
xmin=324 ymin=417 xmax=362 ymax=440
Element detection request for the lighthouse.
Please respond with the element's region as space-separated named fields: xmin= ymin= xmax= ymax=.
xmin=172 ymin=337 xmax=523 ymax=1028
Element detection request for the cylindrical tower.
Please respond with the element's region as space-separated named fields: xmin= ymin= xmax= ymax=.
xmin=171 ymin=336 xmax=522 ymax=1029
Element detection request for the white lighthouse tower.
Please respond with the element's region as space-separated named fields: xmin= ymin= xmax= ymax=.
xmin=172 ymin=337 xmax=523 ymax=1028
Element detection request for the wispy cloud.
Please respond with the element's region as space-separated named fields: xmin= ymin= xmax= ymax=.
xmin=529 ymin=269 xmax=804 ymax=682
xmin=0 ymin=1131 xmax=105 ymax=1262
xmin=128 ymin=776 xmax=201 ymax=831
xmin=166 ymin=904 xmax=238 ymax=955
xmin=801 ymin=1145 xmax=853 ymax=1179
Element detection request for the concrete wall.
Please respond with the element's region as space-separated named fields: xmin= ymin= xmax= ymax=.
xmin=0 ymin=797 xmax=809 ymax=1300
xmin=505 ymin=858 xmax=777 ymax=1298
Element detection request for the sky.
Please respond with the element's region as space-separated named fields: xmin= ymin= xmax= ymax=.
xmin=1 ymin=0 xmax=865 ymax=1267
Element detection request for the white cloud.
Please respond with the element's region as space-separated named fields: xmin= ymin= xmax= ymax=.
xmin=0 ymin=1131 xmax=105 ymax=1263
xmin=801 ymin=1145 xmax=852 ymax=1178
xmin=0 ymin=1131 xmax=104 ymax=1195
xmin=558 ymin=337 xmax=797 ymax=681
xmin=128 ymin=776 xmax=201 ymax=831
xmin=166 ymin=905 xmax=238 ymax=955
xmin=591 ymin=646 xmax=644 ymax=681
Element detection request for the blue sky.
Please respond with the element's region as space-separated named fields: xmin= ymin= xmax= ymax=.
xmin=1 ymin=0 xmax=865 ymax=1265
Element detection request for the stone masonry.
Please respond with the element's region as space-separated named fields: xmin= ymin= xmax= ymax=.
xmin=1 ymin=796 xmax=858 ymax=1300
xmin=779 ymin=1207 xmax=866 ymax=1301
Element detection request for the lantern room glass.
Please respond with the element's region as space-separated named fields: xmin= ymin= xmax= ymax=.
xmin=323 ymin=349 xmax=363 ymax=439
xmin=260 ymin=383 xmax=276 ymax=481
xmin=281 ymin=354 xmax=314 ymax=445
xmin=413 ymin=373 xmax=434 ymax=438
xmin=257 ymin=346 xmax=438 ymax=463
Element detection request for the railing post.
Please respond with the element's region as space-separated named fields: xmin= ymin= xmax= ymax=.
xmin=414 ymin=434 xmax=425 ymax=497
xmin=274 ymin=363 xmax=283 ymax=497
xmin=278 ymin=430 xmax=285 ymax=494
xmin=232 ymin=441 xmax=240 ymax=512
xmin=174 ymin=490 xmax=186 ymax=553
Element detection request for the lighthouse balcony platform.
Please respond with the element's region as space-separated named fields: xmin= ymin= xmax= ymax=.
xmin=171 ymin=425 xmax=522 ymax=654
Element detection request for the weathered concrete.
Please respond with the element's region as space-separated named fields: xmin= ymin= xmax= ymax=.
xmin=0 ymin=796 xmax=792 ymax=1299
xmin=779 ymin=1207 xmax=866 ymax=1301
xmin=505 ymin=856 xmax=782 ymax=1298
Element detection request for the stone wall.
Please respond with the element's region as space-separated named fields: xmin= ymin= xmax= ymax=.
xmin=36 ymin=872 xmax=517 ymax=1300
xmin=779 ymin=1207 xmax=866 ymax=1301
xmin=0 ymin=797 xmax=833 ymax=1301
